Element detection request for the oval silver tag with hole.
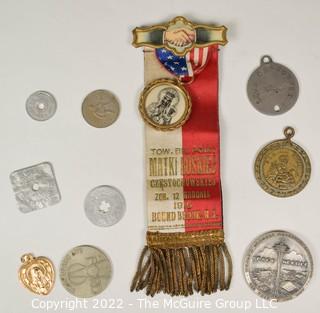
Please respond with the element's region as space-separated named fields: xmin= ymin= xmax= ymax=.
xmin=26 ymin=91 xmax=57 ymax=121
xmin=247 ymin=55 xmax=299 ymax=115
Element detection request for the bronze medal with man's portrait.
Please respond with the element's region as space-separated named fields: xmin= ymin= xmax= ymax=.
xmin=254 ymin=127 xmax=311 ymax=197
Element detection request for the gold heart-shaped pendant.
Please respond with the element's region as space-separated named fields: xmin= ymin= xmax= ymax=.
xmin=18 ymin=253 xmax=55 ymax=295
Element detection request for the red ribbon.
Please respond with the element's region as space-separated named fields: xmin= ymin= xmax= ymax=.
xmin=182 ymin=46 xmax=223 ymax=232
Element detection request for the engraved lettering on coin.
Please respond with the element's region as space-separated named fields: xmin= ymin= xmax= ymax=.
xmin=244 ymin=230 xmax=313 ymax=302
xmin=10 ymin=162 xmax=61 ymax=213
xmin=60 ymin=245 xmax=112 ymax=298
xmin=84 ymin=185 xmax=126 ymax=227
xmin=26 ymin=91 xmax=57 ymax=121
xmin=247 ymin=56 xmax=299 ymax=115
xmin=19 ymin=253 xmax=55 ymax=295
xmin=254 ymin=127 xmax=311 ymax=197
xmin=139 ymin=79 xmax=191 ymax=131
xmin=82 ymin=90 xmax=120 ymax=128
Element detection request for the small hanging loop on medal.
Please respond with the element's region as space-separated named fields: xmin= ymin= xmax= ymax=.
xmin=260 ymin=55 xmax=273 ymax=65
xmin=283 ymin=126 xmax=295 ymax=141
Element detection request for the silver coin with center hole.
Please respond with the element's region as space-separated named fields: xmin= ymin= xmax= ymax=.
xmin=247 ymin=56 xmax=299 ymax=115
xmin=26 ymin=90 xmax=57 ymax=121
xmin=84 ymin=185 xmax=126 ymax=227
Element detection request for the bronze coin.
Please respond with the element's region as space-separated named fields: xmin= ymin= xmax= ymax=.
xmin=82 ymin=90 xmax=120 ymax=128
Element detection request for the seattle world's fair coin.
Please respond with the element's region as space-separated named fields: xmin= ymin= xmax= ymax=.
xmin=26 ymin=91 xmax=57 ymax=121
xmin=139 ymin=79 xmax=191 ymax=131
xmin=82 ymin=90 xmax=120 ymax=128
xmin=254 ymin=127 xmax=311 ymax=197
xmin=244 ymin=230 xmax=313 ymax=302
xmin=84 ymin=185 xmax=126 ymax=227
xmin=60 ymin=245 xmax=112 ymax=298
xmin=247 ymin=56 xmax=299 ymax=115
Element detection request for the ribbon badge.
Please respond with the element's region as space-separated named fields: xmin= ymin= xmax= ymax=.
xmin=131 ymin=16 xmax=232 ymax=297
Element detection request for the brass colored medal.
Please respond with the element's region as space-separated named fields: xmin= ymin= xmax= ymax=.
xmin=254 ymin=127 xmax=311 ymax=197
xmin=139 ymin=79 xmax=191 ymax=131
xmin=18 ymin=253 xmax=55 ymax=295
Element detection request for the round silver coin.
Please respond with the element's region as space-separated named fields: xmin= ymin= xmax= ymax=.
xmin=82 ymin=90 xmax=120 ymax=128
xmin=60 ymin=245 xmax=113 ymax=298
xmin=26 ymin=90 xmax=57 ymax=121
xmin=84 ymin=185 xmax=126 ymax=227
xmin=247 ymin=56 xmax=299 ymax=115
xmin=244 ymin=230 xmax=313 ymax=302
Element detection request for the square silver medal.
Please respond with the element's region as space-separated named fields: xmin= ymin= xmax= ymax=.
xmin=10 ymin=162 xmax=61 ymax=213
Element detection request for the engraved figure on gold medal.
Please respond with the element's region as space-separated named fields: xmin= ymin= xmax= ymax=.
xmin=254 ymin=127 xmax=311 ymax=197
xmin=18 ymin=253 xmax=55 ymax=295
xmin=266 ymin=154 xmax=296 ymax=190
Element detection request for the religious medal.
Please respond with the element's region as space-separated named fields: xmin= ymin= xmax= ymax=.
xmin=131 ymin=16 xmax=232 ymax=297
xmin=84 ymin=185 xmax=126 ymax=227
xmin=139 ymin=79 xmax=191 ymax=130
xmin=254 ymin=127 xmax=311 ymax=197
xmin=82 ymin=89 xmax=120 ymax=128
xmin=26 ymin=90 xmax=57 ymax=121
xmin=60 ymin=245 xmax=112 ymax=298
xmin=19 ymin=253 xmax=55 ymax=295
xmin=10 ymin=162 xmax=61 ymax=213
xmin=244 ymin=230 xmax=313 ymax=302
xmin=247 ymin=56 xmax=299 ymax=115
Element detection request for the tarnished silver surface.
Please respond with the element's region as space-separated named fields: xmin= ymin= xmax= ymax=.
xmin=82 ymin=90 xmax=120 ymax=128
xmin=84 ymin=185 xmax=126 ymax=227
xmin=10 ymin=162 xmax=61 ymax=213
xmin=26 ymin=91 xmax=57 ymax=121
xmin=244 ymin=230 xmax=313 ymax=302
xmin=247 ymin=56 xmax=299 ymax=115
xmin=60 ymin=245 xmax=112 ymax=298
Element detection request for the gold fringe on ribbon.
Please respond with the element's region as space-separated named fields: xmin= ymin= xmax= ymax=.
xmin=131 ymin=230 xmax=232 ymax=297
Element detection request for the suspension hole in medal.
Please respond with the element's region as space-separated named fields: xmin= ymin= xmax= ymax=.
xmin=139 ymin=79 xmax=192 ymax=131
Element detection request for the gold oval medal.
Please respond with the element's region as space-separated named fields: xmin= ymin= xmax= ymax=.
xmin=254 ymin=127 xmax=311 ymax=197
xmin=18 ymin=253 xmax=55 ymax=295
xmin=139 ymin=79 xmax=191 ymax=131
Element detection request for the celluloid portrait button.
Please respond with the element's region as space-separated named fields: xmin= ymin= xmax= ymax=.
xmin=139 ymin=79 xmax=192 ymax=131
